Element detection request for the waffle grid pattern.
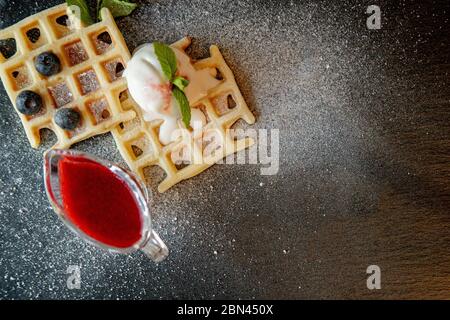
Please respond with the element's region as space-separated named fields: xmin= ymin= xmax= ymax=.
xmin=0 ymin=4 xmax=256 ymax=192
xmin=111 ymin=37 xmax=256 ymax=192
xmin=0 ymin=4 xmax=135 ymax=148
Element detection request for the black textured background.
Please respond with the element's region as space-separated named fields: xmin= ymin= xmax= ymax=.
xmin=0 ymin=0 xmax=449 ymax=299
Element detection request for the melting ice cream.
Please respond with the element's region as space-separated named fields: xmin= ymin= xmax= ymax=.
xmin=124 ymin=43 xmax=220 ymax=145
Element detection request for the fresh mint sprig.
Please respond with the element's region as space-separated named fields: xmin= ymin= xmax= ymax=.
xmin=153 ymin=42 xmax=178 ymax=83
xmin=98 ymin=0 xmax=137 ymax=20
xmin=172 ymin=76 xmax=190 ymax=91
xmin=66 ymin=0 xmax=137 ymax=25
xmin=153 ymin=42 xmax=191 ymax=128
xmin=172 ymin=87 xmax=191 ymax=129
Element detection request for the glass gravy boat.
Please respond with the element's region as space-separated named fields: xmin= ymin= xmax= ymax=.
xmin=44 ymin=149 xmax=168 ymax=262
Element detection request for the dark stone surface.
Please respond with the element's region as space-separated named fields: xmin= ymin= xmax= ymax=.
xmin=0 ymin=0 xmax=449 ymax=299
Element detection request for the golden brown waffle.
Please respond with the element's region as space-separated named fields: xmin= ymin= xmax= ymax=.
xmin=0 ymin=4 xmax=135 ymax=148
xmin=111 ymin=37 xmax=256 ymax=192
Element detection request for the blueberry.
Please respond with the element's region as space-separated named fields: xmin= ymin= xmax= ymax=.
xmin=54 ymin=108 xmax=80 ymax=130
xmin=15 ymin=90 xmax=42 ymax=115
xmin=34 ymin=52 xmax=61 ymax=76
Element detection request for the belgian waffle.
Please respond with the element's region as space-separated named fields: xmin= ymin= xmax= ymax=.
xmin=0 ymin=4 xmax=135 ymax=148
xmin=111 ymin=37 xmax=256 ymax=192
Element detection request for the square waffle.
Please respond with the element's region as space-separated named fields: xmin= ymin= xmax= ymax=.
xmin=111 ymin=37 xmax=256 ymax=192
xmin=0 ymin=4 xmax=135 ymax=148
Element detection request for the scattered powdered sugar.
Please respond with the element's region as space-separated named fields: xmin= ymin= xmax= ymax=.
xmin=129 ymin=135 xmax=152 ymax=158
xmin=11 ymin=65 xmax=32 ymax=89
xmin=1 ymin=0 xmax=446 ymax=300
xmin=64 ymin=41 xmax=88 ymax=66
xmin=93 ymin=31 xmax=113 ymax=55
xmin=77 ymin=69 xmax=99 ymax=95
xmin=48 ymin=82 xmax=73 ymax=108
xmin=87 ymin=98 xmax=110 ymax=124
xmin=103 ymin=58 xmax=124 ymax=82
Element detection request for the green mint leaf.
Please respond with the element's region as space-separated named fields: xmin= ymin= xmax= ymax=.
xmin=172 ymin=76 xmax=189 ymax=91
xmin=99 ymin=0 xmax=137 ymax=20
xmin=173 ymin=87 xmax=191 ymax=128
xmin=66 ymin=0 xmax=94 ymax=25
xmin=153 ymin=43 xmax=190 ymax=127
xmin=153 ymin=42 xmax=177 ymax=82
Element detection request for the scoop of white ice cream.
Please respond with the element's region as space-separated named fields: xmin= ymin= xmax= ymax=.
xmin=124 ymin=43 xmax=219 ymax=145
